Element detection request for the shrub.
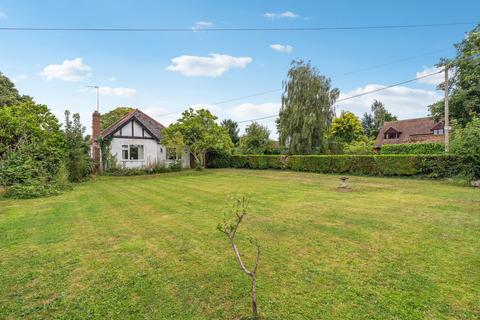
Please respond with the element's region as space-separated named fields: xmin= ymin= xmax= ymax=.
xmin=343 ymin=139 xmax=374 ymax=155
xmin=230 ymin=155 xmax=287 ymax=170
xmin=381 ymin=142 xmax=444 ymax=155
xmin=102 ymin=161 xmax=183 ymax=176
xmin=4 ymin=182 xmax=59 ymax=199
xmin=226 ymin=154 xmax=462 ymax=178
xmin=206 ymin=150 xmax=231 ymax=168
xmin=169 ymin=160 xmax=182 ymax=172
xmin=450 ymin=117 xmax=480 ymax=180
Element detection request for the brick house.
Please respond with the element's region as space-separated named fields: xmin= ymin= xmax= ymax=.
xmin=374 ymin=117 xmax=445 ymax=149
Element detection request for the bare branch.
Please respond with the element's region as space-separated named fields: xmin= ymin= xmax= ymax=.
xmin=218 ymin=196 xmax=261 ymax=319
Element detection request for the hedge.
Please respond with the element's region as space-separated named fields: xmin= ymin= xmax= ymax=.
xmin=208 ymin=154 xmax=462 ymax=178
xmin=380 ymin=142 xmax=444 ymax=155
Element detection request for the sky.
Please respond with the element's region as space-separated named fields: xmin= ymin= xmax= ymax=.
xmin=0 ymin=0 xmax=478 ymax=137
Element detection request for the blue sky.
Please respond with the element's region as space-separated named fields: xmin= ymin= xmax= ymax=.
xmin=0 ymin=0 xmax=478 ymax=136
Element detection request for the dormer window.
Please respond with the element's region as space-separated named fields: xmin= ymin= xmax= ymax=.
xmin=433 ymin=129 xmax=444 ymax=135
xmin=384 ymin=127 xmax=401 ymax=139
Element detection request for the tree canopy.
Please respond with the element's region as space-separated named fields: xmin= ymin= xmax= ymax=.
xmin=361 ymin=100 xmax=397 ymax=138
xmin=429 ymin=24 xmax=480 ymax=126
xmin=450 ymin=116 xmax=480 ymax=180
xmin=0 ymin=72 xmax=33 ymax=107
xmin=162 ymin=108 xmax=233 ymax=168
xmin=100 ymin=107 xmax=135 ymax=130
xmin=331 ymin=111 xmax=365 ymax=144
xmin=221 ymin=119 xmax=240 ymax=145
xmin=277 ymin=60 xmax=339 ymax=154
xmin=239 ymin=122 xmax=270 ymax=154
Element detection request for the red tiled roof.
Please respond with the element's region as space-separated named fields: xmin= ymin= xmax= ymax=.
xmin=375 ymin=117 xmax=444 ymax=147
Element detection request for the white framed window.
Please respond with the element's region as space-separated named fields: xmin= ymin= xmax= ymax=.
xmin=433 ymin=129 xmax=444 ymax=135
xmin=121 ymin=144 xmax=144 ymax=160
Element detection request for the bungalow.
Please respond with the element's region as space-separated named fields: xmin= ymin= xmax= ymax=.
xmin=374 ymin=117 xmax=445 ymax=149
xmin=90 ymin=109 xmax=190 ymax=170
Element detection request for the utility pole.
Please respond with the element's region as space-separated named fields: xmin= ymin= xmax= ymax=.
xmin=444 ymin=66 xmax=449 ymax=153
xmin=86 ymin=85 xmax=100 ymax=112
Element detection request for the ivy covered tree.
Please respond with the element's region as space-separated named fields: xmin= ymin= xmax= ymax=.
xmin=429 ymin=24 xmax=480 ymax=126
xmin=239 ymin=122 xmax=270 ymax=154
xmin=100 ymin=107 xmax=135 ymax=130
xmin=277 ymin=60 xmax=339 ymax=154
xmin=221 ymin=119 xmax=240 ymax=145
xmin=162 ymin=108 xmax=233 ymax=168
xmin=331 ymin=111 xmax=365 ymax=144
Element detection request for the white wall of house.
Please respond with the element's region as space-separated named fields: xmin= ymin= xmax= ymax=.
xmin=109 ymin=137 xmax=190 ymax=169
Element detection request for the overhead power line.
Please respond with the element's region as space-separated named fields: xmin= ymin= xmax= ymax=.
xmin=237 ymin=69 xmax=443 ymax=123
xmin=155 ymin=47 xmax=452 ymax=118
xmin=0 ymin=22 xmax=475 ymax=32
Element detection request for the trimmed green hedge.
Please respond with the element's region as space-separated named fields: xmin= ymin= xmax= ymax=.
xmin=209 ymin=154 xmax=462 ymax=178
xmin=381 ymin=142 xmax=444 ymax=155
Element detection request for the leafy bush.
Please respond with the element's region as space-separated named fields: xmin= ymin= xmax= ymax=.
xmin=206 ymin=150 xmax=231 ymax=168
xmin=230 ymin=155 xmax=287 ymax=170
xmin=4 ymin=182 xmax=59 ymax=199
xmin=102 ymin=161 xmax=183 ymax=176
xmin=169 ymin=160 xmax=182 ymax=172
xmin=219 ymin=154 xmax=462 ymax=178
xmin=343 ymin=139 xmax=374 ymax=155
xmin=381 ymin=142 xmax=444 ymax=155
xmin=450 ymin=117 xmax=480 ymax=179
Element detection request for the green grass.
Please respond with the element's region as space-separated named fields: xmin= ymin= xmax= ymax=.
xmin=0 ymin=169 xmax=479 ymax=319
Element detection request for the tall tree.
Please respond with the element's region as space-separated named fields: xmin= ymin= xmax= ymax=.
xmin=162 ymin=108 xmax=233 ymax=168
xmin=221 ymin=119 xmax=240 ymax=145
xmin=0 ymin=72 xmax=33 ymax=107
xmin=361 ymin=112 xmax=375 ymax=137
xmin=277 ymin=60 xmax=339 ymax=154
xmin=239 ymin=122 xmax=270 ymax=154
xmin=429 ymin=24 xmax=480 ymax=126
xmin=100 ymin=107 xmax=135 ymax=130
xmin=362 ymin=100 xmax=397 ymax=138
xmin=64 ymin=111 xmax=92 ymax=182
xmin=331 ymin=111 xmax=365 ymax=143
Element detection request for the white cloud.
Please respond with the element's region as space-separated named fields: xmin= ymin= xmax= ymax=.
xmin=270 ymin=44 xmax=293 ymax=53
xmin=264 ymin=11 xmax=299 ymax=19
xmin=192 ymin=21 xmax=213 ymax=31
xmin=336 ymin=84 xmax=442 ymax=119
xmin=40 ymin=58 xmax=92 ymax=81
xmin=166 ymin=54 xmax=252 ymax=77
xmin=0 ymin=11 xmax=7 ymax=19
xmin=230 ymin=102 xmax=280 ymax=120
xmin=98 ymin=86 xmax=137 ymax=98
xmin=415 ymin=66 xmax=445 ymax=85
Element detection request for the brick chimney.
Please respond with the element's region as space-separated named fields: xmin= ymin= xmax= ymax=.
xmin=92 ymin=111 xmax=101 ymax=172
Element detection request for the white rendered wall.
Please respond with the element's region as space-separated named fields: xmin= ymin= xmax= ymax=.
xmin=109 ymin=137 xmax=190 ymax=169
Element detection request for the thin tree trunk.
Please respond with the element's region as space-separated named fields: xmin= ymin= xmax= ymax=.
xmin=251 ymin=275 xmax=258 ymax=319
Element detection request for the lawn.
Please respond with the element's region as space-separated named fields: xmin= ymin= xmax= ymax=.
xmin=0 ymin=169 xmax=479 ymax=319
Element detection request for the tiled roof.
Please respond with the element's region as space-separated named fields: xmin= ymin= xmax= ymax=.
xmin=375 ymin=117 xmax=443 ymax=147
xmin=101 ymin=109 xmax=166 ymax=141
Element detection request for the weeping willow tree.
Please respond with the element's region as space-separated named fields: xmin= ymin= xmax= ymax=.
xmin=277 ymin=60 xmax=339 ymax=154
